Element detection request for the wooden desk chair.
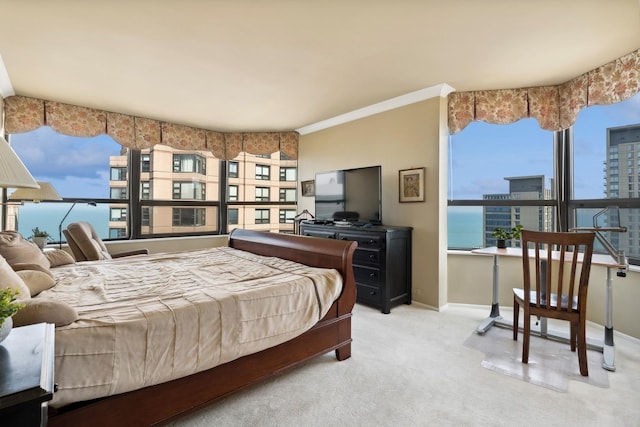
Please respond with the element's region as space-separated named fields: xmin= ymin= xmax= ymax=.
xmin=513 ymin=230 xmax=595 ymax=376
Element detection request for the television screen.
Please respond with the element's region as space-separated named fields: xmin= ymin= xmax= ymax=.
xmin=315 ymin=166 xmax=381 ymax=224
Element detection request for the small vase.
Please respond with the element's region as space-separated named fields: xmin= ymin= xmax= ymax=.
xmin=32 ymin=236 xmax=48 ymax=250
xmin=497 ymin=239 xmax=506 ymax=249
xmin=0 ymin=316 xmax=13 ymax=344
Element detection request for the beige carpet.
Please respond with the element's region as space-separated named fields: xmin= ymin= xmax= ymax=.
xmin=168 ymin=304 xmax=640 ymax=427
xmin=464 ymin=325 xmax=609 ymax=392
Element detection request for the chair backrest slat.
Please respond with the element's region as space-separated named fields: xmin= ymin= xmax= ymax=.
xmin=521 ymin=230 xmax=595 ymax=313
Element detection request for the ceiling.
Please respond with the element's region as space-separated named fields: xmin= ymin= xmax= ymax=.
xmin=0 ymin=1 xmax=639 ymax=134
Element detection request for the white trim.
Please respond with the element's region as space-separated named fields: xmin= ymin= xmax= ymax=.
xmin=0 ymin=53 xmax=15 ymax=98
xmin=296 ymin=83 xmax=455 ymax=135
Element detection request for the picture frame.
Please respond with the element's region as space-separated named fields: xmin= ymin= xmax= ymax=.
xmin=301 ymin=179 xmax=315 ymax=197
xmin=399 ymin=167 xmax=425 ymax=203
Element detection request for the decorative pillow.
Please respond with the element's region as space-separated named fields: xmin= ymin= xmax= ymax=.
xmin=16 ymin=269 xmax=56 ymax=297
xmin=0 ymin=231 xmax=50 ymax=271
xmin=45 ymin=249 xmax=76 ymax=267
xmin=0 ymin=255 xmax=30 ymax=301
xmin=12 ymin=298 xmax=78 ymax=327
xmin=11 ymin=262 xmax=54 ymax=278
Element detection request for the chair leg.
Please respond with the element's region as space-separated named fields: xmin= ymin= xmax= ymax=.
xmin=513 ymin=298 xmax=519 ymax=341
xmin=577 ymin=317 xmax=589 ymax=376
xmin=522 ymin=310 xmax=530 ymax=364
xmin=570 ymin=321 xmax=577 ymax=352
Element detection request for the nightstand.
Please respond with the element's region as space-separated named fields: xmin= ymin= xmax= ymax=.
xmin=0 ymin=323 xmax=55 ymax=427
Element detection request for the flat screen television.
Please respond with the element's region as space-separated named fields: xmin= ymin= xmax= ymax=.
xmin=314 ymin=165 xmax=382 ymax=224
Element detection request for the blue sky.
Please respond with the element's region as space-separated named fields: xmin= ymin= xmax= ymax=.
xmin=10 ymin=126 xmax=121 ymax=198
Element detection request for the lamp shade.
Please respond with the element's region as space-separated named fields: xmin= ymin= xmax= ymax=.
xmin=9 ymin=181 xmax=62 ymax=202
xmin=0 ymin=136 xmax=39 ymax=189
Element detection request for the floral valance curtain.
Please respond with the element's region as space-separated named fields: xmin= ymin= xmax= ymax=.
xmin=3 ymin=96 xmax=299 ymax=160
xmin=448 ymin=48 xmax=640 ymax=134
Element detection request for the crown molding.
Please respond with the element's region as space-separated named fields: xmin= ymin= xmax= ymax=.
xmin=0 ymin=53 xmax=15 ymax=99
xmin=296 ymin=83 xmax=455 ymax=135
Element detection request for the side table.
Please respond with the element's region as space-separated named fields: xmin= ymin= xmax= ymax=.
xmin=0 ymin=323 xmax=55 ymax=427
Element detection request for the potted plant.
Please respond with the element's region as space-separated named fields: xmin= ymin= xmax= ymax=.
xmin=492 ymin=224 xmax=523 ymax=249
xmin=30 ymin=227 xmax=51 ymax=250
xmin=0 ymin=288 xmax=25 ymax=343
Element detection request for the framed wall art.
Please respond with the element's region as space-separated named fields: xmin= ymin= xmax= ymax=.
xmin=399 ymin=167 xmax=425 ymax=203
xmin=301 ymin=180 xmax=315 ymax=197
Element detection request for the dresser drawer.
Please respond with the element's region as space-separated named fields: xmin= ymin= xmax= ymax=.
xmin=356 ymin=283 xmax=381 ymax=306
xmin=353 ymin=265 xmax=381 ymax=286
xmin=338 ymin=232 xmax=383 ymax=249
xmin=302 ymin=229 xmax=337 ymax=239
xmin=353 ymin=248 xmax=383 ymax=266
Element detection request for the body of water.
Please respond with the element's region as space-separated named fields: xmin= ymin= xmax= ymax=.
xmin=14 ymin=203 xmax=110 ymax=243
xmin=448 ymin=208 xmax=483 ymax=249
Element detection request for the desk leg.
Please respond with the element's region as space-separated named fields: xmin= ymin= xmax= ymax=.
xmin=603 ymin=267 xmax=616 ymax=371
xmin=477 ymin=255 xmax=502 ymax=335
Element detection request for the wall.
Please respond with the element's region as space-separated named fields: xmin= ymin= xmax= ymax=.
xmin=298 ymin=97 xmax=448 ymax=309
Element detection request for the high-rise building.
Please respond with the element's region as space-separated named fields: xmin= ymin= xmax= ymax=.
xmin=483 ymin=175 xmax=553 ymax=247
xmin=109 ymin=145 xmax=297 ymax=236
xmin=606 ymin=125 xmax=640 ymax=259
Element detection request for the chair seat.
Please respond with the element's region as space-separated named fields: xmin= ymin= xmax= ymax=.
xmin=513 ymin=288 xmax=578 ymax=311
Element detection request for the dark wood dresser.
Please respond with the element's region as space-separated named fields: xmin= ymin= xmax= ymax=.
xmin=300 ymin=223 xmax=412 ymax=313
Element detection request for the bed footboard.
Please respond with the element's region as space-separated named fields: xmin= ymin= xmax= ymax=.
xmin=48 ymin=230 xmax=357 ymax=427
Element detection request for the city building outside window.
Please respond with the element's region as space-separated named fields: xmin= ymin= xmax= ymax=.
xmin=279 ymin=188 xmax=296 ymax=202
xmin=228 ymin=208 xmax=238 ymax=225
xmin=172 ymin=207 xmax=206 ymax=226
xmin=255 ymin=187 xmax=270 ymax=202
xmin=173 ymin=181 xmax=206 ymax=200
xmin=255 ymin=164 xmax=270 ymax=180
xmin=173 ymin=154 xmax=206 ymax=174
xmin=109 ymin=228 xmax=126 ymax=239
xmin=141 ymin=154 xmax=151 ymax=172
xmin=279 ymin=167 xmax=296 ymax=181
xmin=110 ymin=187 xmax=127 ymax=199
xmin=255 ymin=209 xmax=270 ymax=224
xmin=141 ymin=207 xmax=150 ymax=226
xmin=110 ymin=167 xmax=127 ymax=181
xmin=141 ymin=181 xmax=150 ymax=200
xmin=110 ymin=207 xmax=127 ymax=221
xmin=279 ymin=209 xmax=296 ymax=224
xmin=228 ymin=185 xmax=238 ymax=201
xmin=228 ymin=161 xmax=239 ymax=178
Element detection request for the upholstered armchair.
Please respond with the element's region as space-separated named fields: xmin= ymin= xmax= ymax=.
xmin=63 ymin=221 xmax=148 ymax=262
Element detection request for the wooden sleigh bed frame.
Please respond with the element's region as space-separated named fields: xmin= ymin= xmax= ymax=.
xmin=48 ymin=229 xmax=357 ymax=427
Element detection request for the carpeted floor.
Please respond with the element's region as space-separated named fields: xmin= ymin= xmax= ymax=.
xmin=168 ymin=303 xmax=640 ymax=427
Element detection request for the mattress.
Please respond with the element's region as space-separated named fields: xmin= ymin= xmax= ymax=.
xmin=38 ymin=246 xmax=343 ymax=407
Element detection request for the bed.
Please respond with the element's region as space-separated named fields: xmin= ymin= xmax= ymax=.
xmin=32 ymin=229 xmax=357 ymax=426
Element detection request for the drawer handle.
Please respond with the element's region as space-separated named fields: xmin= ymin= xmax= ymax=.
xmin=368 ymin=239 xmax=375 ymax=244
xmin=340 ymin=236 xmax=347 ymax=240
xmin=369 ymin=290 xmax=377 ymax=296
xmin=368 ymin=254 xmax=376 ymax=259
xmin=369 ymin=272 xmax=377 ymax=278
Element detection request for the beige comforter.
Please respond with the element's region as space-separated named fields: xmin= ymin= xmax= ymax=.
xmin=39 ymin=246 xmax=343 ymax=407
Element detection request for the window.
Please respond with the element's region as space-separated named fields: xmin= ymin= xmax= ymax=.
xmin=110 ymin=167 xmax=127 ymax=181
xmin=141 ymin=154 xmax=151 ymax=172
xmin=173 ymin=154 xmax=206 ymax=174
xmin=228 ymin=185 xmax=238 ymax=201
xmin=279 ymin=188 xmax=296 ymax=202
xmin=228 ymin=208 xmax=238 ymax=225
xmin=173 ymin=181 xmax=206 ymax=200
xmin=449 ymin=91 xmax=640 ymax=265
xmin=141 ymin=181 xmax=150 ymax=200
xmin=279 ymin=209 xmax=296 ymax=224
xmin=255 ymin=187 xmax=270 ymax=201
xmin=111 ymin=187 xmax=127 ymax=199
xmin=172 ymin=208 xmax=206 ymax=226
xmin=279 ymin=167 xmax=296 ymax=181
xmin=109 ymin=228 xmax=126 ymax=239
xmin=141 ymin=207 xmax=150 ymax=226
xmin=228 ymin=161 xmax=239 ymax=178
xmin=255 ymin=165 xmax=270 ymax=180
xmin=255 ymin=209 xmax=270 ymax=224
xmin=110 ymin=207 xmax=127 ymax=221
